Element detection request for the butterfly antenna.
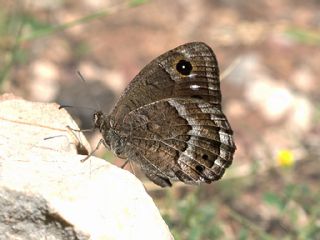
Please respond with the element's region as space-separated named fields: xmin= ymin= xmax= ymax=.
xmin=76 ymin=70 xmax=101 ymax=111
xmin=59 ymin=105 xmax=96 ymax=111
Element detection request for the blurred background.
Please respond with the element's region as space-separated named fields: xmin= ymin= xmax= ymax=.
xmin=1 ymin=0 xmax=319 ymax=239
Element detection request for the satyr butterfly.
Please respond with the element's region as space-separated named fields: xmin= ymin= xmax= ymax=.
xmin=88 ymin=42 xmax=235 ymax=187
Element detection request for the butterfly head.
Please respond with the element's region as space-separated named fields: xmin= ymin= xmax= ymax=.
xmin=93 ymin=111 xmax=111 ymax=132
xmin=93 ymin=110 xmax=128 ymax=158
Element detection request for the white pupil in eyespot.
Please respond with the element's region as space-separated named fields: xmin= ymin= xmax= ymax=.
xmin=190 ymin=84 xmax=200 ymax=90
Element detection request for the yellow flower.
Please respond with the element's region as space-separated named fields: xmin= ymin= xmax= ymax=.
xmin=277 ymin=149 xmax=295 ymax=167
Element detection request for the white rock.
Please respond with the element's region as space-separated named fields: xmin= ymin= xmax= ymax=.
xmin=288 ymin=96 xmax=313 ymax=132
xmin=245 ymin=77 xmax=295 ymax=121
xmin=0 ymin=94 xmax=173 ymax=240
xmin=244 ymin=76 xmax=314 ymax=133
xmin=30 ymin=60 xmax=60 ymax=102
xmin=291 ymin=66 xmax=315 ymax=93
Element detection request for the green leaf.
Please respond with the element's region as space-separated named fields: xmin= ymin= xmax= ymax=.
xmin=263 ymin=192 xmax=284 ymax=210
xmin=238 ymin=229 xmax=249 ymax=240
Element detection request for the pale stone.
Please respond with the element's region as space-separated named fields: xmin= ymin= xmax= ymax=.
xmin=288 ymin=96 xmax=313 ymax=133
xmin=0 ymin=94 xmax=173 ymax=240
xmin=291 ymin=66 xmax=315 ymax=93
xmin=245 ymin=78 xmax=295 ymax=121
xmin=31 ymin=60 xmax=59 ymax=81
xmin=30 ymin=60 xmax=60 ymax=101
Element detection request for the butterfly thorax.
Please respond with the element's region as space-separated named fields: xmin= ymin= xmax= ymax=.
xmin=93 ymin=111 xmax=127 ymax=159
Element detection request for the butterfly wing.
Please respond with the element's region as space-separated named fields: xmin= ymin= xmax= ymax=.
xmin=110 ymin=42 xmax=221 ymax=124
xmin=122 ymin=98 xmax=235 ymax=187
xmin=108 ymin=42 xmax=236 ymax=187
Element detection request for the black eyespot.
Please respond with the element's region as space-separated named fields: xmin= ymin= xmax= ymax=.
xmin=176 ymin=60 xmax=192 ymax=75
xmin=202 ymin=154 xmax=209 ymax=160
xmin=202 ymin=154 xmax=215 ymax=168
xmin=195 ymin=165 xmax=205 ymax=173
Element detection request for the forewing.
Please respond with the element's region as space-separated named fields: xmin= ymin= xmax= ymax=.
xmin=110 ymin=42 xmax=222 ymax=127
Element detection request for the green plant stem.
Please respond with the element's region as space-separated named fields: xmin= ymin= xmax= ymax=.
xmin=286 ymin=27 xmax=320 ymax=45
xmin=19 ymin=10 xmax=109 ymax=43
xmin=0 ymin=19 xmax=24 ymax=89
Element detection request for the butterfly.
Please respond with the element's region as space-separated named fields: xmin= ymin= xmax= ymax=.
xmin=92 ymin=42 xmax=236 ymax=187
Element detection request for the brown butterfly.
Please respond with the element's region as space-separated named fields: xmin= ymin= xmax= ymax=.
xmin=93 ymin=42 xmax=236 ymax=187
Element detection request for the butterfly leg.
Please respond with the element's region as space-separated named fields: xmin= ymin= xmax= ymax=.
xmin=144 ymin=172 xmax=172 ymax=187
xmin=66 ymin=125 xmax=94 ymax=133
xmin=120 ymin=160 xmax=129 ymax=169
xmin=80 ymin=138 xmax=106 ymax=162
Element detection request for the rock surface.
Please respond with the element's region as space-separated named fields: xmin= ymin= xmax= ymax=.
xmin=0 ymin=94 xmax=173 ymax=240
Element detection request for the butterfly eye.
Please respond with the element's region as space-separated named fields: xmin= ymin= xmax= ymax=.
xmin=176 ymin=59 xmax=193 ymax=75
